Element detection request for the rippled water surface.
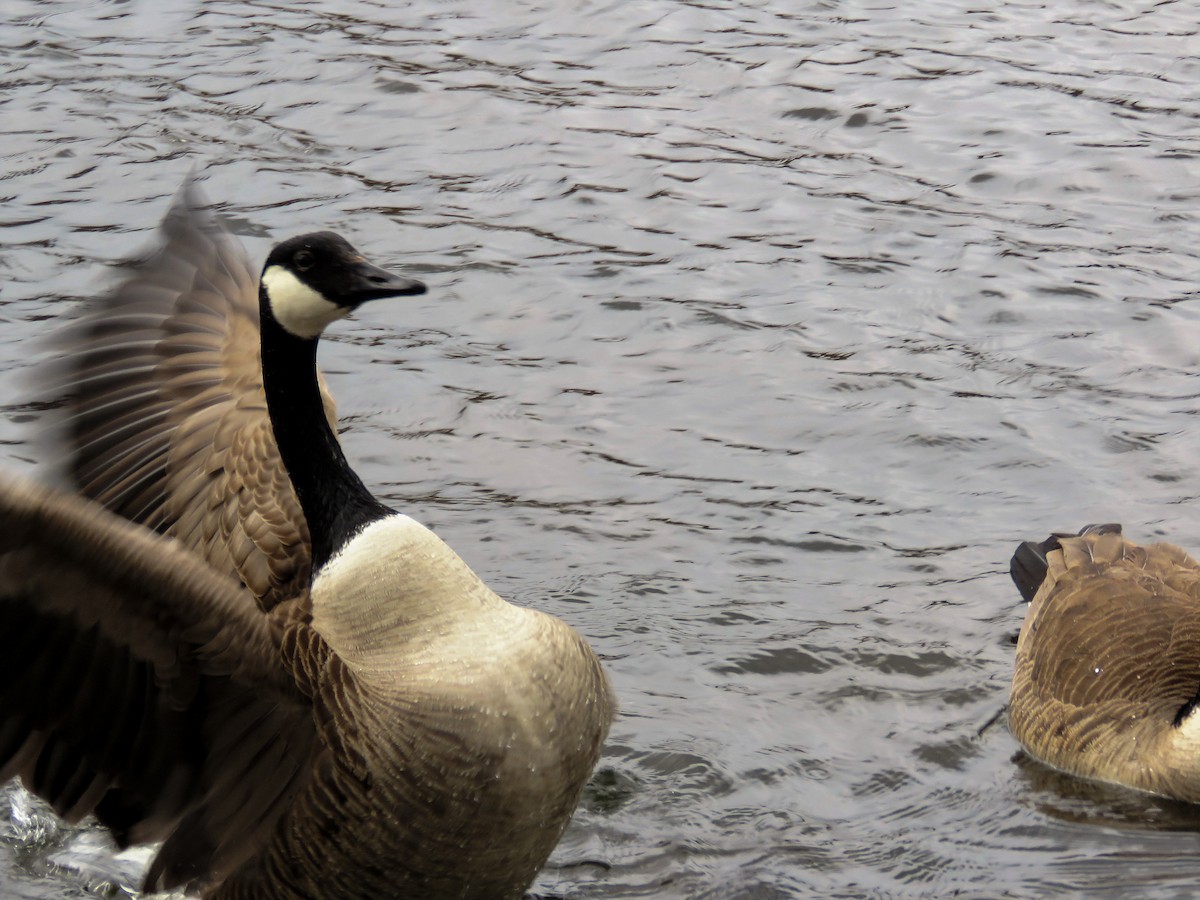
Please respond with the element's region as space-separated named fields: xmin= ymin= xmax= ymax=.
xmin=3 ymin=0 xmax=1200 ymax=896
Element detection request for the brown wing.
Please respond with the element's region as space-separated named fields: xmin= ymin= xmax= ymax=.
xmin=47 ymin=181 xmax=336 ymax=611
xmin=0 ymin=474 xmax=318 ymax=894
xmin=1010 ymin=531 xmax=1200 ymax=799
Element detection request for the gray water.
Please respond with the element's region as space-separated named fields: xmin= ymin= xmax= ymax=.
xmin=2 ymin=0 xmax=1200 ymax=897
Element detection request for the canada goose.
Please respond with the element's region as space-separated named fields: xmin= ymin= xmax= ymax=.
xmin=1 ymin=184 xmax=615 ymax=898
xmin=1009 ymin=525 xmax=1200 ymax=802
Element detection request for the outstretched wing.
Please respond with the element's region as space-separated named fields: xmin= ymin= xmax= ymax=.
xmin=47 ymin=181 xmax=335 ymax=611
xmin=0 ymin=474 xmax=319 ymax=893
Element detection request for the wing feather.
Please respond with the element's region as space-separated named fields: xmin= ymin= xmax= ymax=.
xmin=0 ymin=474 xmax=318 ymax=893
xmin=46 ymin=181 xmax=336 ymax=611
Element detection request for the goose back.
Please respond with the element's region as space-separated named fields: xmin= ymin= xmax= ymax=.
xmin=1010 ymin=527 xmax=1200 ymax=801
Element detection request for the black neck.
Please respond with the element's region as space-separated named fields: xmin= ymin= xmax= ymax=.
xmin=259 ymin=288 xmax=391 ymax=572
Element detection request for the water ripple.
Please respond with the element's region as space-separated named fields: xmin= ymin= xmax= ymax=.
xmin=3 ymin=0 xmax=1200 ymax=896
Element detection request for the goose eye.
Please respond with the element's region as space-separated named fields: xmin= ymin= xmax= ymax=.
xmin=294 ymin=249 xmax=316 ymax=271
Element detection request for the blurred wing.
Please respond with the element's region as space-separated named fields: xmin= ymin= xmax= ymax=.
xmin=0 ymin=474 xmax=318 ymax=893
xmin=48 ymin=180 xmax=337 ymax=611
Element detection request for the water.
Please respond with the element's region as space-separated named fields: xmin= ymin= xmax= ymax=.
xmin=2 ymin=0 xmax=1200 ymax=896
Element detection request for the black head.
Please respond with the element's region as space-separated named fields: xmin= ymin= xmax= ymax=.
xmin=261 ymin=232 xmax=426 ymax=339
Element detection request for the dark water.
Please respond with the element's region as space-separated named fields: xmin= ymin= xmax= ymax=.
xmin=3 ymin=0 xmax=1200 ymax=896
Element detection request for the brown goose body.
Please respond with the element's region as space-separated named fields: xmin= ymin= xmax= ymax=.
xmin=1 ymin=184 xmax=615 ymax=898
xmin=0 ymin=478 xmax=610 ymax=898
xmin=1009 ymin=526 xmax=1200 ymax=802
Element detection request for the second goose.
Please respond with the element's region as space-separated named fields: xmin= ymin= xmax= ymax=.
xmin=1010 ymin=525 xmax=1200 ymax=803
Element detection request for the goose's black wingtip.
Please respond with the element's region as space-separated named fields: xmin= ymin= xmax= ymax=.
xmin=1174 ymin=680 xmax=1200 ymax=728
xmin=1009 ymin=523 xmax=1123 ymax=603
xmin=1010 ymin=537 xmax=1056 ymax=603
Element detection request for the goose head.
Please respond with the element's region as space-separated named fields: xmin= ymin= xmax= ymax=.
xmin=260 ymin=232 xmax=426 ymax=340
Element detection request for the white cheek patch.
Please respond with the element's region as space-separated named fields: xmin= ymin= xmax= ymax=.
xmin=262 ymin=265 xmax=347 ymax=339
